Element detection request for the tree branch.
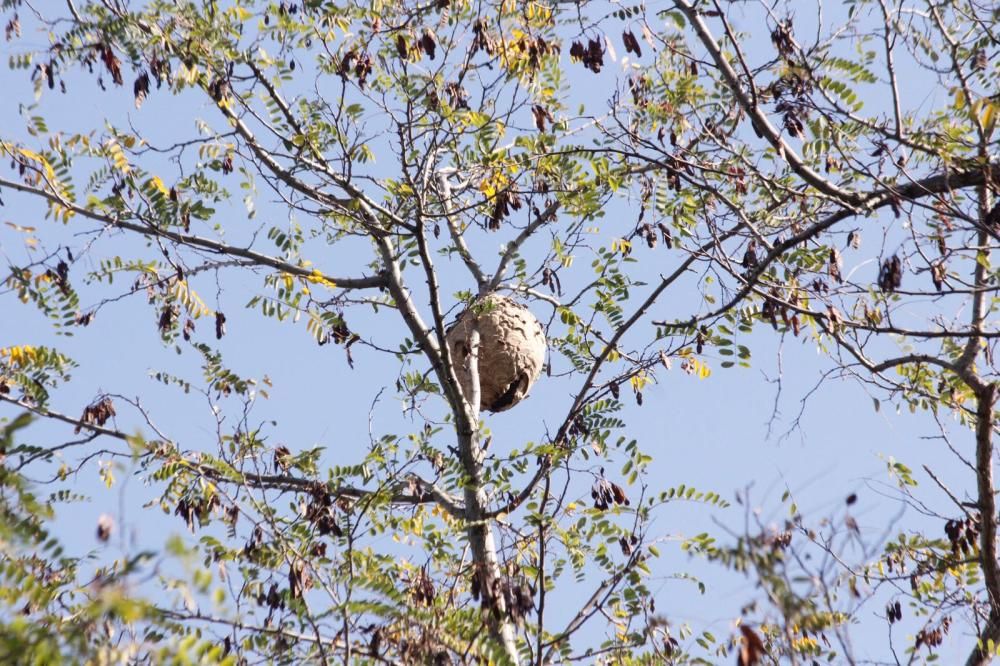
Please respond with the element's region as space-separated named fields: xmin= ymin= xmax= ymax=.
xmin=438 ymin=172 xmax=487 ymax=289
xmin=653 ymin=161 xmax=998 ymax=330
xmin=0 ymin=394 xmax=463 ymax=515
xmin=541 ymin=553 xmax=640 ymax=663
xmin=485 ymin=198 xmax=561 ymax=295
xmin=0 ymin=175 xmax=386 ymax=290
xmin=673 ymin=0 xmax=861 ymax=205
xmin=966 ymin=383 xmax=1000 ymax=666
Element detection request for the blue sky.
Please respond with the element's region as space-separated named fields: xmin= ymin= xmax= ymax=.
xmin=0 ymin=2 xmax=983 ymax=661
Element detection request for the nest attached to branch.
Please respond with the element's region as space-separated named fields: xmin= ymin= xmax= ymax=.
xmin=445 ymin=294 xmax=546 ymax=413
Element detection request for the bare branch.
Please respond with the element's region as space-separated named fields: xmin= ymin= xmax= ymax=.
xmin=438 ymin=172 xmax=487 ymax=289
xmin=485 ymin=199 xmax=561 ymax=295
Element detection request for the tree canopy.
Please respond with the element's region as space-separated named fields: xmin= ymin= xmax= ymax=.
xmin=2 ymin=0 xmax=1000 ymax=664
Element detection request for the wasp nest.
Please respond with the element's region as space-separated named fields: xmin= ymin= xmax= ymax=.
xmin=445 ymin=294 xmax=546 ymax=413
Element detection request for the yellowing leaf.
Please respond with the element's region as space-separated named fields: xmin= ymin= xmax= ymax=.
xmin=302 ymin=269 xmax=337 ymax=289
xmin=150 ymin=176 xmax=169 ymax=196
xmin=630 ymin=372 xmax=651 ymax=390
xmin=983 ymin=102 xmax=997 ymax=131
xmin=17 ymin=147 xmax=42 ymax=163
xmin=480 ymin=173 xmax=509 ymax=198
xmin=610 ymin=238 xmax=632 ymax=255
xmin=106 ymin=140 xmax=131 ymax=174
xmin=171 ymin=280 xmax=213 ymax=317
xmin=18 ymin=147 xmax=56 ymax=180
xmin=2 ymin=345 xmax=36 ymax=368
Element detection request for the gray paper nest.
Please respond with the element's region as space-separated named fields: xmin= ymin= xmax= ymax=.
xmin=445 ymin=294 xmax=547 ymax=413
